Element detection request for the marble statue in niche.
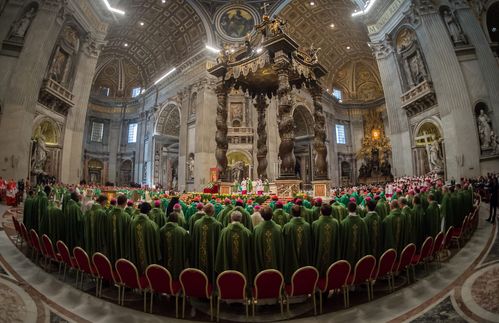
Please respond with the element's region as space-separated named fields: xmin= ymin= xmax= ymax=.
xmin=31 ymin=136 xmax=48 ymax=174
xmin=490 ymin=131 xmax=499 ymax=154
xmin=477 ymin=109 xmax=493 ymax=149
xmin=48 ymin=26 xmax=80 ymax=87
xmin=396 ymin=29 xmax=430 ymax=89
xmin=428 ymin=138 xmax=444 ymax=173
xmin=9 ymin=5 xmax=37 ymax=39
xmin=187 ymin=154 xmax=195 ymax=180
xmin=442 ymin=10 xmax=467 ymax=45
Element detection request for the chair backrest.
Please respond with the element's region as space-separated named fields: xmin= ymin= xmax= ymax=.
xmin=325 ymin=260 xmax=351 ymax=291
xmin=216 ymin=270 xmax=247 ymax=300
xmin=12 ymin=216 xmax=21 ymax=234
xmin=116 ymin=258 xmax=141 ymax=289
xmin=29 ymin=229 xmax=42 ymax=253
xmin=444 ymin=226 xmax=454 ymax=247
xmin=374 ymin=249 xmax=397 ymax=280
xmin=397 ymin=243 xmax=416 ymax=272
xmin=41 ymin=234 xmax=57 ymax=260
xmin=73 ymin=247 xmax=92 ymax=274
xmin=20 ymin=223 xmax=31 ymax=247
xmin=419 ymin=236 xmax=433 ymax=260
xmin=432 ymin=231 xmax=444 ymax=255
xmin=180 ymin=268 xmax=211 ymax=299
xmin=351 ymin=255 xmax=376 ymax=285
xmin=288 ymin=266 xmax=319 ymax=296
xmin=146 ymin=264 xmax=175 ymax=295
xmin=253 ymin=269 xmax=284 ymax=300
xmin=56 ymin=240 xmax=73 ymax=267
xmin=93 ymin=252 xmax=116 ymax=284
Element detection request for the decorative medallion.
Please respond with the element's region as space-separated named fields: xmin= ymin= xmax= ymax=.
xmin=215 ymin=5 xmax=258 ymax=41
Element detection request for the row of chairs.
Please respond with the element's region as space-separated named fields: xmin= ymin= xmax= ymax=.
xmin=10 ymin=200 xmax=479 ymax=322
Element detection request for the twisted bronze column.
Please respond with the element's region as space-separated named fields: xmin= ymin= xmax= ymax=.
xmin=310 ymin=84 xmax=328 ymax=180
xmin=215 ymin=84 xmax=229 ymax=181
xmin=255 ymin=93 xmax=268 ymax=179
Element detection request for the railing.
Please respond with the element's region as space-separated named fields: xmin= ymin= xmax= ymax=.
xmin=42 ymin=78 xmax=75 ymax=105
xmin=38 ymin=78 xmax=75 ymax=112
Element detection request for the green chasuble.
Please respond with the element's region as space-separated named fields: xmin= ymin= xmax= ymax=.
xmin=83 ymin=204 xmax=104 ymax=256
xmin=106 ymin=207 xmax=131 ymax=262
xmin=188 ymin=211 xmax=206 ymax=234
xmin=129 ymin=214 xmax=160 ymax=273
xmin=64 ymin=200 xmax=83 ymax=250
xmin=411 ymin=204 xmax=425 ymax=248
xmin=252 ymin=220 xmax=284 ymax=274
xmin=440 ymin=192 xmax=454 ymax=230
xmin=34 ymin=191 xmax=49 ymax=234
xmin=456 ymin=191 xmax=467 ymax=224
xmin=300 ymin=206 xmax=315 ymax=224
xmin=22 ymin=195 xmax=35 ymax=231
xmin=191 ymin=216 xmax=222 ymax=282
xmin=400 ymin=206 xmax=414 ymax=247
xmin=216 ymin=204 xmax=233 ymax=223
xmin=215 ymin=222 xmax=252 ymax=283
xmin=340 ymin=214 xmax=368 ymax=267
xmin=364 ymin=211 xmax=382 ymax=258
xmin=375 ymin=200 xmax=387 ymax=221
xmin=184 ymin=203 xmax=197 ymax=223
xmin=332 ymin=202 xmax=347 ymax=222
xmin=283 ymin=217 xmax=311 ymax=282
xmin=47 ymin=202 xmax=64 ymax=242
xmin=382 ymin=208 xmax=406 ymax=255
xmin=159 ymin=222 xmax=190 ymax=279
xmin=312 ymin=216 xmax=340 ymax=276
xmin=272 ymin=209 xmax=290 ymax=227
xmin=227 ymin=206 xmax=253 ymax=230
xmin=125 ymin=206 xmax=134 ymax=216
xmin=425 ymin=201 xmax=441 ymax=238
xmin=149 ymin=207 xmax=167 ymax=229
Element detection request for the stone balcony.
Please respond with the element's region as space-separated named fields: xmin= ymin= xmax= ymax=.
xmin=38 ymin=78 xmax=75 ymax=114
xmin=228 ymin=126 xmax=254 ymax=145
xmin=400 ymin=80 xmax=437 ymax=117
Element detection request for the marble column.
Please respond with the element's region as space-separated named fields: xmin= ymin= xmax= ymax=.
xmin=309 ymin=84 xmax=329 ymax=180
xmin=274 ymin=50 xmax=296 ymax=178
xmin=60 ymin=34 xmax=104 ymax=184
xmin=254 ymin=93 xmax=268 ymax=179
xmin=0 ymin=2 xmax=63 ymax=180
xmin=215 ymin=84 xmax=229 ymax=181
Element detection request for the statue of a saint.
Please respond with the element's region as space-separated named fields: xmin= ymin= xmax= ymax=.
xmin=443 ymin=10 xmax=466 ymax=45
xmin=427 ymin=139 xmax=444 ymax=173
xmin=409 ymin=55 xmax=425 ymax=84
xmin=231 ymin=161 xmax=244 ymax=182
xmin=187 ymin=155 xmax=195 ymax=179
xmin=490 ymin=131 xmax=499 ymax=154
xmin=10 ymin=7 xmax=37 ymax=38
xmin=31 ymin=136 xmax=48 ymax=174
xmin=477 ymin=109 xmax=492 ymax=148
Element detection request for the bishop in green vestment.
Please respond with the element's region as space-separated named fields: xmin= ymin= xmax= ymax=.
xmin=170 ymin=203 xmax=187 ymax=229
xmin=129 ymin=202 xmax=161 ymax=273
xmin=47 ymin=201 xmax=64 ymax=242
xmin=364 ymin=199 xmax=382 ymax=258
xmin=35 ymin=187 xmax=50 ymax=235
xmin=22 ymin=190 xmax=35 ymax=230
xmin=375 ymin=197 xmax=387 ymax=221
xmin=252 ymin=206 xmax=284 ymax=274
xmin=332 ymin=200 xmax=347 ymax=222
xmin=283 ymin=205 xmax=312 ymax=282
xmin=272 ymin=201 xmax=290 ymax=226
xmin=399 ymin=197 xmax=414 ymax=246
xmin=191 ymin=203 xmax=222 ymax=282
xmin=425 ymin=194 xmax=441 ymax=238
xmin=160 ymin=212 xmax=190 ymax=279
xmin=312 ymin=204 xmax=340 ymax=276
xmin=149 ymin=200 xmax=167 ymax=229
xmin=440 ymin=187 xmax=454 ymax=230
xmin=226 ymin=200 xmax=252 ymax=230
xmin=106 ymin=195 xmax=132 ymax=262
xmin=341 ymin=202 xmax=368 ymax=267
xmin=84 ymin=196 xmax=107 ymax=256
xmin=64 ymin=193 xmax=83 ymax=251
xmin=382 ymin=200 xmax=406 ymax=255
xmin=188 ymin=203 xmax=206 ymax=233
xmin=215 ymin=210 xmax=252 ymax=282
xmin=411 ymin=195 xmax=425 ymax=248
xmin=216 ymin=199 xmax=233 ymax=223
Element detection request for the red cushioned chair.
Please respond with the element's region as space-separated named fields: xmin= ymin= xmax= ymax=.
xmin=285 ymin=266 xmax=319 ymax=315
xmin=252 ymin=269 xmax=284 ymax=317
xmin=316 ymin=260 xmax=350 ymax=313
xmin=92 ymin=252 xmax=120 ymax=299
xmin=146 ymin=264 xmax=181 ymax=317
xmin=29 ymin=229 xmax=43 ymax=264
xmin=346 ymin=255 xmax=376 ymax=305
xmin=56 ymin=240 xmax=78 ymax=282
xmin=371 ymin=248 xmax=397 ymax=296
xmin=451 ymin=216 xmax=468 ymax=249
xmin=11 ymin=215 xmax=22 ymax=247
xmin=395 ymin=244 xmax=416 ymax=284
xmin=179 ymin=268 xmax=213 ymax=320
xmin=73 ymin=247 xmax=98 ymax=289
xmin=431 ymin=231 xmax=445 ymax=267
xmin=216 ymin=270 xmax=248 ymax=321
xmin=115 ymin=258 xmax=149 ymax=311
xmin=41 ymin=234 xmax=62 ymax=275
xmin=443 ymin=226 xmax=454 ymax=256
xmin=411 ymin=236 xmax=433 ymax=277
xmin=20 ymin=223 xmax=31 ymax=250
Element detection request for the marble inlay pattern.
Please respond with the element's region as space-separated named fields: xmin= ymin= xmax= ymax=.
xmin=0 ymin=280 xmax=28 ymax=322
xmin=470 ymin=264 xmax=499 ymax=314
xmin=409 ymin=296 xmax=466 ymax=323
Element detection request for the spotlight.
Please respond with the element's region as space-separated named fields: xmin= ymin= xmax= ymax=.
xmin=310 ymin=1 xmax=315 ymax=5
xmin=139 ymin=22 xmax=144 ymax=26
xmin=205 ymin=45 xmax=221 ymax=53
xmin=124 ymin=43 xmax=129 ymax=47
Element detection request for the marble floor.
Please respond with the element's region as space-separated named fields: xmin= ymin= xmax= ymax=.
xmin=0 ymin=203 xmax=498 ymax=323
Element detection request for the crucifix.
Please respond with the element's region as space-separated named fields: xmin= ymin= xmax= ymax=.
xmin=415 ymin=131 xmax=435 ymax=172
xmin=261 ymin=2 xmax=270 ymax=15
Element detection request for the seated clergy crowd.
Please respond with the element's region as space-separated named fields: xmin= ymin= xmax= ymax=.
xmin=20 ymin=180 xmax=475 ymax=288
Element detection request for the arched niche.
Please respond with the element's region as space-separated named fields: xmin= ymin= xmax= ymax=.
xmin=413 ymin=120 xmax=445 ymax=176
xmin=486 ymin=2 xmax=499 ymax=57
xmin=87 ymin=159 xmax=104 ymax=184
xmin=155 ymin=103 xmax=181 ymax=137
xmin=119 ymin=159 xmax=133 ymax=185
xmin=190 ymin=92 xmax=197 ymax=116
xmin=227 ymin=150 xmax=252 ymax=181
xmin=31 ymin=118 xmax=62 ymax=179
xmin=292 ymin=105 xmax=314 ymax=137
